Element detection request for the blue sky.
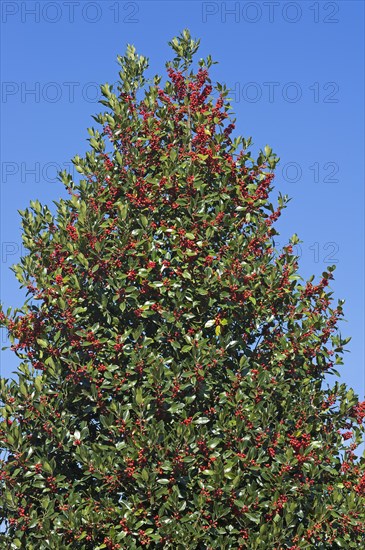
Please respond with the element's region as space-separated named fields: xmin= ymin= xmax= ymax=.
xmin=0 ymin=1 xmax=364 ymax=408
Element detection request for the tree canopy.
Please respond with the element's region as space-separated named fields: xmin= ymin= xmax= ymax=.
xmin=0 ymin=29 xmax=364 ymax=549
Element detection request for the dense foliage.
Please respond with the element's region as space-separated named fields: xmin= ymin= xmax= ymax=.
xmin=1 ymin=30 xmax=364 ymax=549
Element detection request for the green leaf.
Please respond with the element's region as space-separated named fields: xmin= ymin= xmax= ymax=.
xmin=194 ymin=417 xmax=210 ymax=425
xmin=141 ymin=469 xmax=149 ymax=481
xmin=245 ymin=512 xmax=260 ymax=524
xmin=43 ymin=461 xmax=53 ymax=474
xmin=264 ymin=145 xmax=272 ymax=157
xmin=136 ymin=388 xmax=143 ymax=405
xmin=36 ymin=339 xmax=48 ymax=348
xmin=168 ymin=403 xmax=185 ymax=413
xmin=208 ymin=439 xmax=221 ymax=449
xmin=181 ymin=345 xmax=192 ymax=353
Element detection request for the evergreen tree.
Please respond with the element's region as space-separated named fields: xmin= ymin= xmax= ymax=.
xmin=1 ymin=30 xmax=364 ymax=549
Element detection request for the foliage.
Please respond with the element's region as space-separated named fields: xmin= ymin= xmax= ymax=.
xmin=0 ymin=29 xmax=364 ymax=549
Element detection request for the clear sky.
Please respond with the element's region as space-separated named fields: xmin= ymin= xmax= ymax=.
xmin=0 ymin=1 xmax=364 ymax=408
